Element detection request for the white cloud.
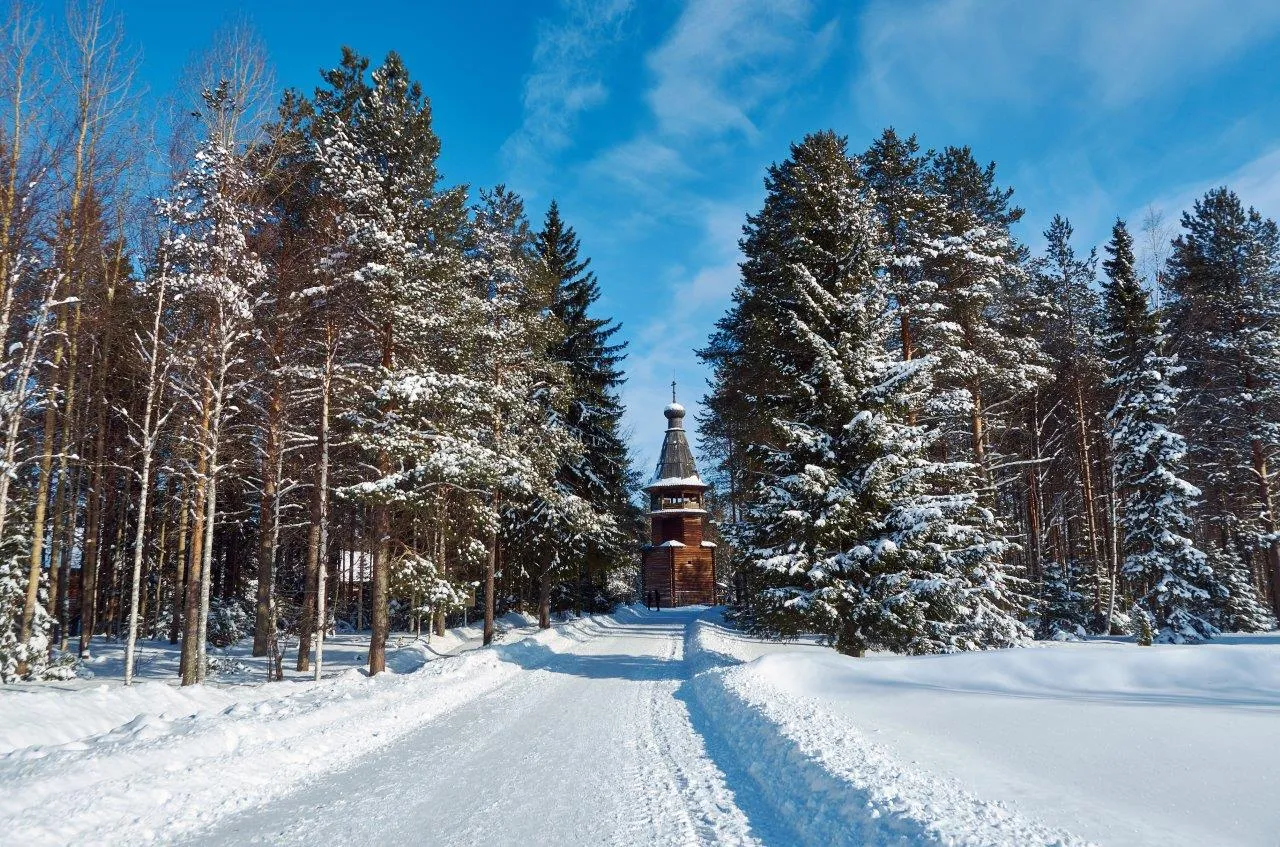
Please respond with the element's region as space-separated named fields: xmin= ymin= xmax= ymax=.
xmin=855 ymin=0 xmax=1280 ymax=126
xmin=620 ymin=200 xmax=748 ymax=472
xmin=647 ymin=0 xmax=836 ymax=139
xmin=1129 ymin=146 xmax=1280 ymax=261
xmin=580 ymin=137 xmax=695 ymax=198
xmin=501 ymin=0 xmax=634 ymax=195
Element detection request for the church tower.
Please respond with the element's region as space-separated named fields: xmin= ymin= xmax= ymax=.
xmin=642 ymin=388 xmax=715 ymax=606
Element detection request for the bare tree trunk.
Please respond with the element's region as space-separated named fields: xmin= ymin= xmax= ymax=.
xmin=313 ymin=345 xmax=332 ymax=681
xmin=1250 ymin=438 xmax=1280 ymax=620
xmin=484 ymin=510 xmax=499 ymax=646
xmin=538 ymin=568 xmax=552 ymax=629
xmin=1073 ymin=383 xmax=1103 ymax=617
xmin=369 ymin=321 xmax=393 ymax=675
xmin=169 ymin=480 xmax=190 ymax=644
xmin=123 ymin=276 xmax=167 ymax=684
xmin=78 ymin=402 xmax=108 ymax=658
xmin=180 ymin=389 xmax=212 ymax=684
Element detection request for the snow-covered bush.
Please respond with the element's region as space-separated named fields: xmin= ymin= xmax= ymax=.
xmin=0 ymin=515 xmax=74 ymax=682
xmin=207 ymin=596 xmax=252 ymax=648
xmin=1131 ymin=604 xmax=1154 ymax=646
xmin=1208 ymin=543 xmax=1277 ymax=633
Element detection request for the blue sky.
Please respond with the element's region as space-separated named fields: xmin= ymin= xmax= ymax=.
xmin=108 ymin=0 xmax=1280 ymax=475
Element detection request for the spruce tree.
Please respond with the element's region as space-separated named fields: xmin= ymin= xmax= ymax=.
xmin=1104 ymin=219 xmax=1218 ymax=643
xmin=499 ymin=202 xmax=640 ymax=621
xmin=1208 ymin=541 xmax=1277 ymax=633
xmin=1035 ymin=557 xmax=1090 ymax=640
xmin=1166 ymin=188 xmax=1280 ymax=620
xmin=732 ymin=132 xmax=1027 ymax=656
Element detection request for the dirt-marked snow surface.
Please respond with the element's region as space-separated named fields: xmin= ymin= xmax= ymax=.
xmin=3 ymin=608 xmax=1278 ymax=846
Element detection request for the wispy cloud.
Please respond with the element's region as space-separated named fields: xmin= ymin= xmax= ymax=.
xmin=1134 ymin=146 xmax=1280 ymax=237
xmin=647 ymin=0 xmax=837 ymax=140
xmin=501 ymin=0 xmax=633 ymax=196
xmin=604 ymin=0 xmax=837 ymax=464
xmin=855 ymin=0 xmax=1280 ymax=127
xmin=620 ymin=199 xmax=748 ymax=471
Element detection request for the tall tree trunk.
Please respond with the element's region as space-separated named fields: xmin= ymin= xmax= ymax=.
xmin=368 ymin=320 xmax=393 ymax=675
xmin=484 ymin=511 xmax=499 ymax=646
xmin=78 ymin=427 xmax=107 ymax=658
xmin=123 ymin=277 xmax=167 ymax=684
xmin=180 ymin=393 xmax=212 ymax=684
xmin=169 ymin=480 xmax=190 ymax=644
xmin=1073 ymin=382 xmax=1103 ymax=617
xmin=538 ymin=568 xmax=552 ymax=629
xmin=297 ymin=517 xmax=318 ymax=672
xmin=313 ymin=346 xmax=332 ymax=681
xmin=1250 ymin=438 xmax=1280 ymax=620
xmin=253 ymin=383 xmax=282 ymax=657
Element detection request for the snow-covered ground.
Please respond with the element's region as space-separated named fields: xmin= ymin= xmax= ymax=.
xmin=2 ymin=608 xmax=1277 ymax=845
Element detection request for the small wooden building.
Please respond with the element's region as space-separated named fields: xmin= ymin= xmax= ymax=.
xmin=642 ymin=398 xmax=715 ymax=606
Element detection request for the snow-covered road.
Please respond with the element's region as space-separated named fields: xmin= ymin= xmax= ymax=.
xmin=193 ymin=608 xmax=777 ymax=846
xmin=11 ymin=608 xmax=1270 ymax=846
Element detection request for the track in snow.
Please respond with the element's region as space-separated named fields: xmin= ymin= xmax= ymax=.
xmin=189 ymin=608 xmax=791 ymax=847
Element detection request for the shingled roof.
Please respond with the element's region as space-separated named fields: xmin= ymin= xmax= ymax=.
xmin=647 ymin=402 xmax=707 ymax=489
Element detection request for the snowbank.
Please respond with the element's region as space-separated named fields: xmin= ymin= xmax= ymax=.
xmin=687 ymin=617 xmax=1280 ymax=846
xmin=0 ymin=613 xmax=618 ymax=845
xmin=685 ymin=619 xmax=1087 ymax=846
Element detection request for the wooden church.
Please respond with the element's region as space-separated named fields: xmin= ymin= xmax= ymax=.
xmin=642 ymin=391 xmax=716 ymax=606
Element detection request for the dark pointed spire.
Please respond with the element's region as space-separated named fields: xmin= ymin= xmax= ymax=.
xmin=647 ymin=394 xmax=706 ymax=488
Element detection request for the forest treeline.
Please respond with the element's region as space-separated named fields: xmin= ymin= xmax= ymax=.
xmin=700 ymin=130 xmax=1280 ymax=654
xmin=0 ymin=4 xmax=640 ymax=684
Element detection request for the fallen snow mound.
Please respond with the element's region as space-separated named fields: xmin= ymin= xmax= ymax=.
xmin=0 ymin=613 xmax=620 ymax=845
xmin=685 ymin=619 xmax=1090 ymax=846
xmin=751 ymin=640 xmax=1280 ymax=709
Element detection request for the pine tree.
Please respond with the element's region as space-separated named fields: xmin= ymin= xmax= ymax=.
xmin=315 ymin=51 xmax=469 ymax=673
xmin=861 ymin=128 xmax=937 ymax=365
xmin=1167 ymin=188 xmax=1280 ymax=621
xmin=917 ymin=147 xmax=1047 ymax=473
xmin=1035 ymin=557 xmax=1090 ymax=640
xmin=1104 ymin=219 xmax=1217 ymax=643
xmin=1208 ymin=541 xmax=1277 ymax=633
xmin=731 ymin=132 xmax=1027 ymax=657
xmin=1032 ymin=215 xmax=1112 ymax=624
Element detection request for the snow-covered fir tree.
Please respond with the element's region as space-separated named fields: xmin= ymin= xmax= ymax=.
xmin=732 ymin=132 xmax=1028 ymax=657
xmin=1035 ymin=557 xmax=1091 ymax=640
xmin=1166 ymin=188 xmax=1280 ymax=622
xmin=1206 ymin=537 xmax=1277 ymax=633
xmin=1103 ymin=219 xmax=1218 ymax=643
xmin=527 ymin=201 xmax=638 ymax=613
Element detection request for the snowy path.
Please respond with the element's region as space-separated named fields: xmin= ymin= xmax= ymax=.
xmin=16 ymin=608 xmax=1266 ymax=845
xmin=191 ymin=609 xmax=780 ymax=846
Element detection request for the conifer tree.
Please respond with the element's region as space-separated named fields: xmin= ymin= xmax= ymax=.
xmin=537 ymin=202 xmax=638 ymax=606
xmin=917 ymin=147 xmax=1047 ymax=473
xmin=315 ymin=50 xmax=469 ymax=673
xmin=1167 ymin=188 xmax=1280 ymax=620
xmin=158 ymin=87 xmax=269 ymax=683
xmin=731 ymin=132 xmax=1026 ymax=657
xmin=1207 ymin=541 xmax=1277 ymax=633
xmin=1104 ymin=219 xmax=1218 ymax=643
xmin=1033 ymin=215 xmax=1110 ymax=622
xmin=1035 ymin=557 xmax=1090 ymax=640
